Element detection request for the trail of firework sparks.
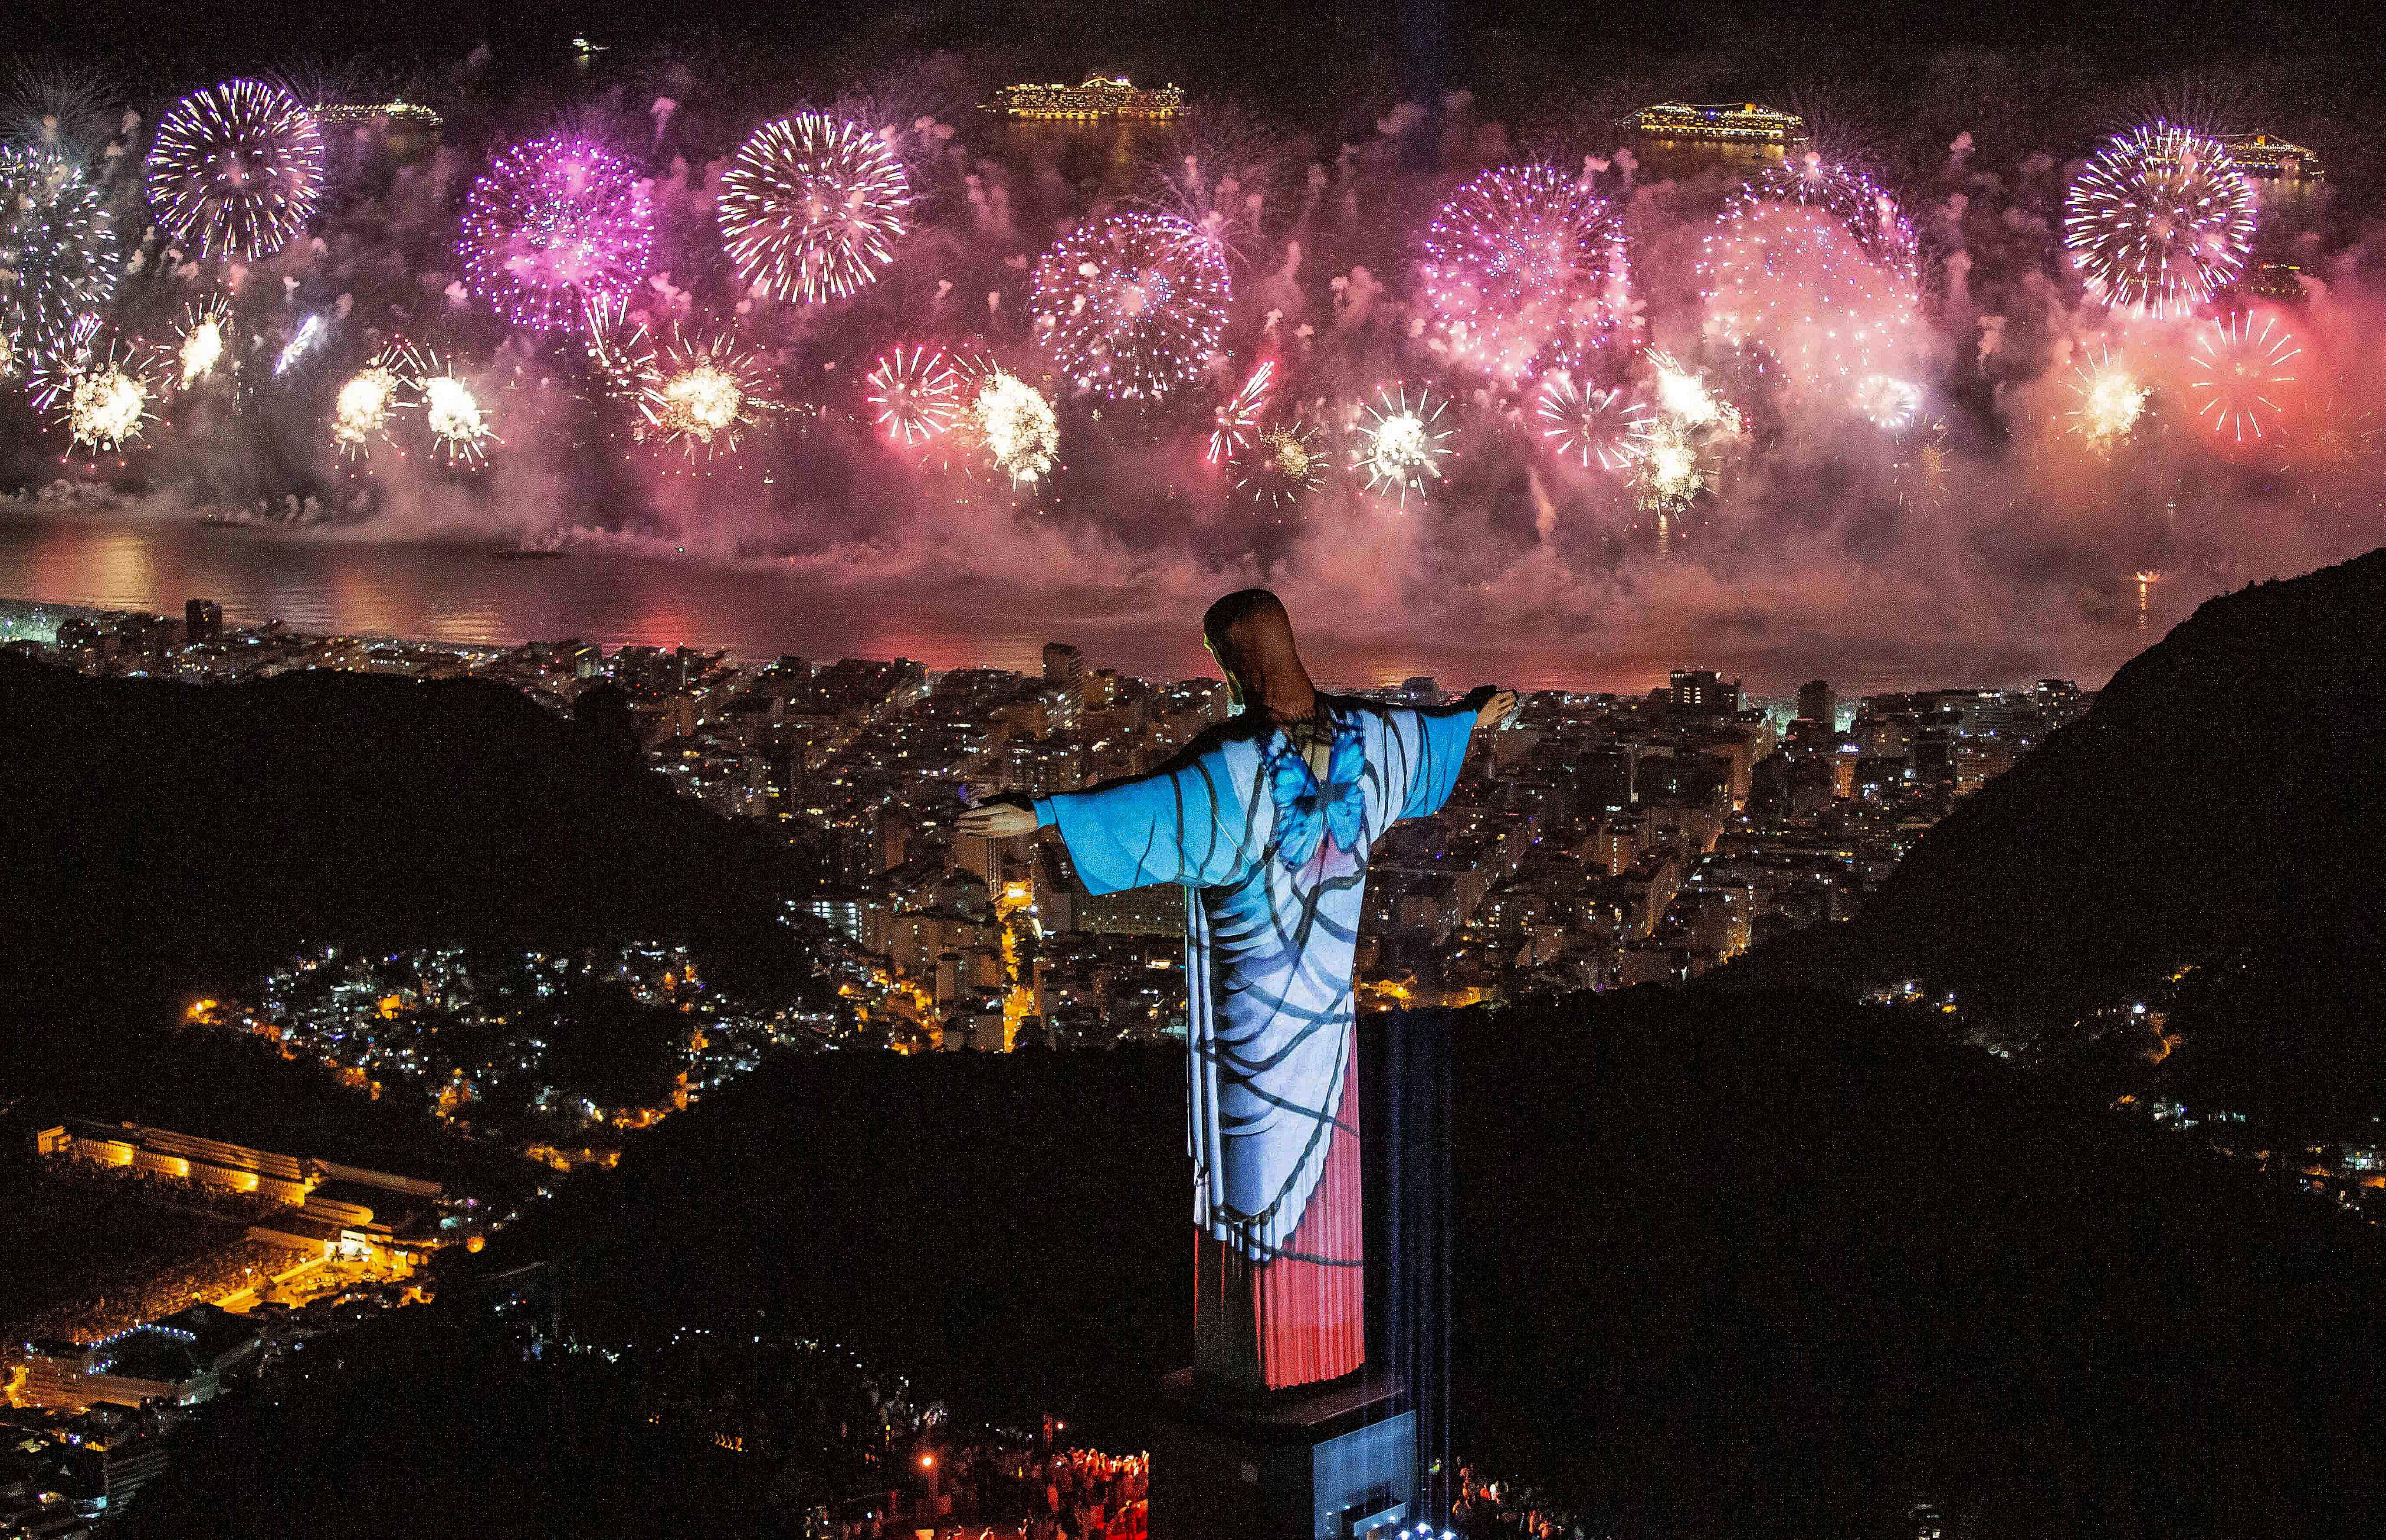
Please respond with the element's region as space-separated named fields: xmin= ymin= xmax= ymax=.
xmin=1209 ymin=360 xmax=1273 ymax=463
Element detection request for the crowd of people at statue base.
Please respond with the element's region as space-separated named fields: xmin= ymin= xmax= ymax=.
xmin=1449 ymin=1462 xmax=1589 ymax=1540
xmin=823 ymin=1437 xmax=1147 ymax=1540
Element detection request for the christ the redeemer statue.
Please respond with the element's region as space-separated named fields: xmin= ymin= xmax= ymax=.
xmin=960 ymin=590 xmax=1514 ymax=1395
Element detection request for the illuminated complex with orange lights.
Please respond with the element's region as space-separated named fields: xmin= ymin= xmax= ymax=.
xmin=1620 ymin=101 xmax=1807 ymax=145
xmin=35 ymin=1117 xmax=448 ymax=1264
xmin=985 ymin=75 xmax=1183 ymax=120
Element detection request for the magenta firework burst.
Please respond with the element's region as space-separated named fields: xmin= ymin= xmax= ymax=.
xmin=719 ymin=113 xmax=913 ymax=305
xmin=1535 ymin=371 xmax=1650 ymax=472
xmin=1419 ymin=164 xmax=1623 ymax=380
xmin=1208 ymin=360 xmax=1272 ymax=463
xmin=144 ymin=79 xmax=324 ymax=261
xmin=460 ymin=135 xmax=654 ymax=333
xmin=865 ymin=344 xmax=963 ymax=446
xmin=1031 ymin=212 xmax=1230 ymax=400
xmin=2065 ymin=122 xmax=2255 ymax=318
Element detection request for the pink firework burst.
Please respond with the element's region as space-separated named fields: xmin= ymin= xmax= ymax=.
xmin=2065 ymin=122 xmax=2255 ymax=318
xmin=1031 ymin=212 xmax=1230 ymax=401
xmin=1208 ymin=360 xmax=1272 ymax=463
xmin=1419 ymin=164 xmax=1624 ymax=380
xmin=1535 ymin=371 xmax=1650 ymax=472
xmin=2188 ymin=311 xmax=2299 ymax=444
xmin=460 ymin=134 xmax=655 ymax=334
xmin=866 ymin=344 xmax=963 ymax=446
xmin=1726 ymin=154 xmax=1917 ymax=277
xmin=1703 ymin=160 xmax=1924 ymax=397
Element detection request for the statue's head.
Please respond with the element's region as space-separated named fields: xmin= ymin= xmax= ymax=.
xmin=1203 ymin=588 xmax=1305 ymax=706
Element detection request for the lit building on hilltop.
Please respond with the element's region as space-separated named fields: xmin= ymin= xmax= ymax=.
xmin=1619 ymin=102 xmax=1806 ymax=147
xmin=2223 ymin=132 xmax=2324 ymax=182
xmin=985 ymin=75 xmax=1184 ymax=120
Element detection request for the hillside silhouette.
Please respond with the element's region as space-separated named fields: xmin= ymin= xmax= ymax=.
xmin=116 ymin=993 xmax=2386 ymax=1540
xmin=1752 ymin=548 xmax=2386 ymax=1126
xmin=0 ymin=655 xmax=804 ymax=1030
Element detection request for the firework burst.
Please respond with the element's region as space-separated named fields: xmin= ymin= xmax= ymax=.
xmin=582 ymin=295 xmax=656 ymax=399
xmin=1893 ymin=418 xmax=1953 ymax=511
xmin=1234 ymin=418 xmax=1326 ymax=506
xmin=1851 ymin=373 xmax=1924 ymax=432
xmin=2067 ymin=346 xmax=2148 ymax=449
xmin=0 ymin=144 xmax=116 ymax=364
xmin=1646 ymin=351 xmax=1741 ymax=436
xmin=636 ymin=332 xmax=778 ymax=458
xmin=1208 ymin=360 xmax=1272 ymax=463
xmin=1635 ymin=418 xmax=1704 ymax=509
xmin=1031 ymin=212 xmax=1230 ymax=400
xmin=144 ymin=79 xmax=323 ymax=260
xmin=2187 ymin=312 xmax=2298 ymax=444
xmin=1535 ymin=370 xmax=1650 ymax=472
xmin=460 ymin=134 xmax=654 ymax=333
xmin=1419 ymin=164 xmax=1624 ymax=380
xmin=400 ymin=350 xmax=497 ymax=466
xmin=1350 ymin=387 xmax=1453 ymax=506
xmin=2287 ymin=399 xmax=2379 ymax=476
xmin=865 ymin=344 xmax=963 ymax=446
xmin=2065 ymin=122 xmax=2255 ymax=318
xmin=331 ymin=354 xmax=403 ymax=459
xmin=719 ymin=113 xmax=912 ymax=305
xmin=1135 ymin=107 xmax=1290 ymax=265
xmin=971 ymin=371 xmax=1058 ymax=485
xmin=174 ymin=298 xmax=232 ymax=390
xmin=51 ymin=344 xmax=157 ymax=453
xmin=1730 ymin=154 xmax=1917 ymax=275
xmin=1704 ymin=160 xmax=1923 ymax=393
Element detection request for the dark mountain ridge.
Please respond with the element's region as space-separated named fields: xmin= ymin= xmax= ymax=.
xmin=1746 ymin=546 xmax=2386 ymax=1124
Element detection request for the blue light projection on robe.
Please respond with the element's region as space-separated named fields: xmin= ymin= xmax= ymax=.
xmin=1038 ymin=698 xmax=1475 ymax=1262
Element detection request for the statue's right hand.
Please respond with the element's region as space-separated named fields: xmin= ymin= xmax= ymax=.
xmin=957 ymin=797 xmax=1039 ymax=839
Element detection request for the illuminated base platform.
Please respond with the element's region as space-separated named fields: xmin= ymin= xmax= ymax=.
xmin=1149 ymin=1367 xmax=1416 ymax=1540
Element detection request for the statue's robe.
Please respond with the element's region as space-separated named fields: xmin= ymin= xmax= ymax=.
xmin=1037 ymin=697 xmax=1474 ymax=1389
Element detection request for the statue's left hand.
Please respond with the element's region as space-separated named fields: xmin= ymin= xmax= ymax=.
xmin=1472 ymin=688 xmax=1519 ymax=730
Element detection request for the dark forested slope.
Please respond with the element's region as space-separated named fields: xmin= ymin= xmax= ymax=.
xmin=0 ymin=655 xmax=803 ymax=1027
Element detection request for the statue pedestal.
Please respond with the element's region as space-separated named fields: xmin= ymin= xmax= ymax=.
xmin=1149 ymin=1367 xmax=1417 ymax=1540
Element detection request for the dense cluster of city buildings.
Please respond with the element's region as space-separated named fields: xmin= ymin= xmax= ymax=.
xmin=184 ymin=940 xmax=831 ymax=1170
xmin=0 ymin=597 xmax=2084 ymax=1059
